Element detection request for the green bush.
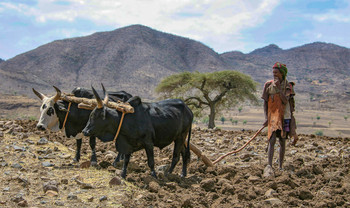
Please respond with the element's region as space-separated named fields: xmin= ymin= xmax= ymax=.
xmin=314 ymin=130 xmax=323 ymax=136
xmin=202 ymin=117 xmax=209 ymax=124
xmin=220 ymin=116 xmax=226 ymax=124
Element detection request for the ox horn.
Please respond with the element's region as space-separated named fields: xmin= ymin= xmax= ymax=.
xmin=32 ymin=88 xmax=47 ymax=100
xmin=101 ymin=83 xmax=109 ymax=105
xmin=92 ymin=86 xmax=103 ymax=109
xmin=52 ymin=86 xmax=62 ymax=102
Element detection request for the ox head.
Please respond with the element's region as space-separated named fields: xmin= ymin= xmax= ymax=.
xmin=82 ymin=85 xmax=112 ymax=139
xmin=32 ymin=86 xmax=67 ymax=131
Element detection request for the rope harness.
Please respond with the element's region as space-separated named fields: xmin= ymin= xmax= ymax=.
xmin=62 ymin=102 xmax=72 ymax=129
xmin=113 ymin=111 xmax=126 ymax=143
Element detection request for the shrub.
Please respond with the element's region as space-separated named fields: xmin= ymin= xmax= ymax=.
xmin=315 ymin=130 xmax=323 ymax=136
xmin=220 ymin=116 xmax=226 ymax=124
xmin=202 ymin=117 xmax=209 ymax=124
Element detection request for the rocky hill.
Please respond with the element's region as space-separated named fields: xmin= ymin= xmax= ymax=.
xmin=221 ymin=42 xmax=350 ymax=108
xmin=0 ymin=25 xmax=227 ymax=98
xmin=0 ymin=25 xmax=349 ymax=108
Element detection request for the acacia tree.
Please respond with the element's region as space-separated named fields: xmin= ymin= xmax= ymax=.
xmin=156 ymin=70 xmax=258 ymax=128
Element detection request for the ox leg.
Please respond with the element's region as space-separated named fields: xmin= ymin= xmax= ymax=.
xmin=121 ymin=154 xmax=131 ymax=179
xmin=73 ymin=138 xmax=82 ymax=162
xmin=113 ymin=153 xmax=125 ymax=167
xmin=180 ymin=141 xmax=191 ymax=177
xmin=180 ymin=148 xmax=188 ymax=177
xmin=89 ymin=136 xmax=98 ymax=166
xmin=167 ymin=139 xmax=182 ymax=175
xmin=145 ymin=145 xmax=157 ymax=178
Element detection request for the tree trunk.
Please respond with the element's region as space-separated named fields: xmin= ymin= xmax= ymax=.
xmin=208 ymin=104 xmax=216 ymax=129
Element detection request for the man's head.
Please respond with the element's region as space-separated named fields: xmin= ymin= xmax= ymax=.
xmin=273 ymin=62 xmax=288 ymax=80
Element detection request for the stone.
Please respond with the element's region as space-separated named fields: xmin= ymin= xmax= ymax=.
xmin=88 ymin=196 xmax=94 ymax=202
xmin=264 ymin=198 xmax=283 ymax=205
xmin=11 ymin=194 xmax=25 ymax=203
xmin=298 ymin=189 xmax=313 ymax=200
xmin=248 ymin=176 xmax=260 ymax=183
xmin=67 ymin=193 xmax=78 ymax=200
xmin=59 ymin=154 xmax=71 ymax=159
xmin=42 ymin=161 xmax=54 ymax=167
xmin=200 ymin=178 xmax=216 ymax=192
xmin=45 ymin=190 xmax=58 ymax=197
xmin=54 ymin=201 xmax=65 ymax=206
xmin=43 ymin=180 xmax=59 ymax=193
xmin=80 ymin=161 xmax=91 ymax=168
xmin=148 ymin=181 xmax=160 ymax=193
xmin=75 ymin=179 xmax=94 ymax=189
xmin=99 ymin=196 xmax=108 ymax=202
xmin=17 ymin=200 xmax=28 ymax=207
xmin=329 ymin=149 xmax=338 ymax=155
xmin=263 ymin=165 xmax=274 ymax=178
xmin=104 ymin=153 xmax=115 ymax=160
xmin=11 ymin=163 xmax=23 ymax=169
xmin=13 ymin=145 xmax=26 ymax=152
xmin=265 ymin=189 xmax=277 ymax=197
xmin=37 ymin=137 xmax=49 ymax=145
xmin=156 ymin=164 xmax=168 ymax=173
xmin=109 ymin=177 xmax=122 ymax=186
xmin=61 ymin=179 xmax=69 ymax=185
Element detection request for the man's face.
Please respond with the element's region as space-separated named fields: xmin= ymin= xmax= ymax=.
xmin=273 ymin=68 xmax=282 ymax=81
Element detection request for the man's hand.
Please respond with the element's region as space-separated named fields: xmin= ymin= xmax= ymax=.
xmin=263 ymin=119 xmax=268 ymax=127
xmin=274 ymin=77 xmax=281 ymax=89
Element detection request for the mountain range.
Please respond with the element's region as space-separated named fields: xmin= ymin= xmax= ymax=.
xmin=0 ymin=24 xmax=349 ymax=109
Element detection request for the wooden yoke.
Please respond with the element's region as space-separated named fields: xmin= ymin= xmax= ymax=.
xmin=60 ymin=94 xmax=134 ymax=113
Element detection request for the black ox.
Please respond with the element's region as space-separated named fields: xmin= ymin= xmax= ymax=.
xmin=82 ymin=87 xmax=193 ymax=178
xmin=32 ymin=86 xmax=132 ymax=165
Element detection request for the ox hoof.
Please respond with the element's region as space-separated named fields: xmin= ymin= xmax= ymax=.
xmin=121 ymin=173 xmax=127 ymax=179
xmin=150 ymin=171 xmax=158 ymax=179
xmin=72 ymin=158 xmax=80 ymax=163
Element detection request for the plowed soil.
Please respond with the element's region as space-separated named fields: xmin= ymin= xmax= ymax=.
xmin=0 ymin=119 xmax=349 ymax=207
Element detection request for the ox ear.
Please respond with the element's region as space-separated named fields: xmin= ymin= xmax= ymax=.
xmin=127 ymin=96 xmax=141 ymax=107
xmin=102 ymin=108 xmax=107 ymax=120
xmin=56 ymin=101 xmax=69 ymax=112
xmin=32 ymin=88 xmax=47 ymax=100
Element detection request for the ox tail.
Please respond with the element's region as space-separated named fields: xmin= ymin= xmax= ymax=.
xmin=185 ymin=125 xmax=192 ymax=163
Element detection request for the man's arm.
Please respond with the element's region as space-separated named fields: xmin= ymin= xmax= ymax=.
xmin=263 ymin=100 xmax=268 ymax=127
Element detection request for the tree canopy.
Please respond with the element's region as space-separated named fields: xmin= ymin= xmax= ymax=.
xmin=156 ymin=70 xmax=258 ymax=128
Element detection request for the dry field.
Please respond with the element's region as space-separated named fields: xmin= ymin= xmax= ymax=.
xmin=0 ymin=93 xmax=350 ymax=207
xmin=0 ymin=119 xmax=349 ymax=207
xmin=214 ymin=107 xmax=350 ymax=138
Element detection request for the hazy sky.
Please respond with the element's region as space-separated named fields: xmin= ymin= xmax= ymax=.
xmin=0 ymin=0 xmax=349 ymax=60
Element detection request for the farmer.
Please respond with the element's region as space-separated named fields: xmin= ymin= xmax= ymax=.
xmin=262 ymin=62 xmax=296 ymax=173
